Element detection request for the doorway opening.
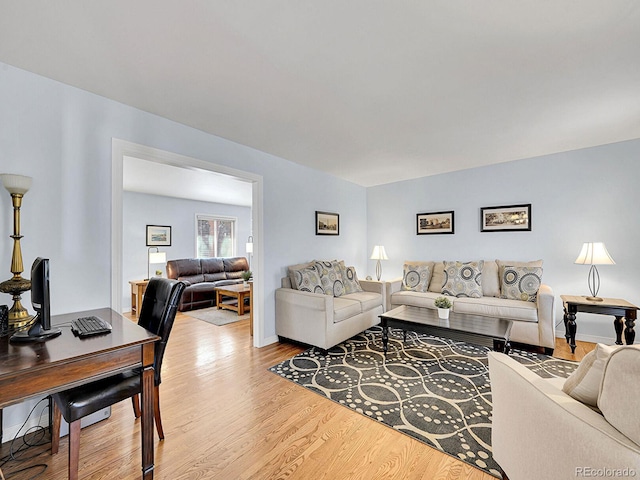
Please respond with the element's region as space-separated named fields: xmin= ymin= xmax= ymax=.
xmin=111 ymin=139 xmax=264 ymax=346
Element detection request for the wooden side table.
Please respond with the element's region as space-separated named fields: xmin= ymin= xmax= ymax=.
xmin=129 ymin=280 xmax=149 ymax=318
xmin=561 ymin=295 xmax=638 ymax=354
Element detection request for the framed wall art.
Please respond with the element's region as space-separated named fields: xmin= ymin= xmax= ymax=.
xmin=315 ymin=211 xmax=339 ymax=235
xmin=417 ymin=211 xmax=454 ymax=235
xmin=480 ymin=204 xmax=531 ymax=232
xmin=146 ymin=224 xmax=172 ymax=246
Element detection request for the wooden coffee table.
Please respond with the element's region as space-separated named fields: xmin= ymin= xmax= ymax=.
xmin=215 ymin=284 xmax=251 ymax=316
xmin=379 ymin=305 xmax=513 ymax=354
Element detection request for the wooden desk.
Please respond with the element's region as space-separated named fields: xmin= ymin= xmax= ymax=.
xmin=215 ymin=284 xmax=251 ymax=316
xmin=129 ymin=280 xmax=149 ymax=317
xmin=0 ymin=308 xmax=159 ymax=479
xmin=561 ymin=295 xmax=638 ymax=354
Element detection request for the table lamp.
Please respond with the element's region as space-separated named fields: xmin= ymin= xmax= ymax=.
xmin=370 ymin=245 xmax=388 ymax=281
xmin=574 ymin=242 xmax=615 ymax=302
xmin=0 ymin=174 xmax=34 ymax=329
xmin=147 ymin=248 xmax=167 ymax=280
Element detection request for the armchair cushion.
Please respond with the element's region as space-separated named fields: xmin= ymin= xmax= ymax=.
xmin=598 ymin=346 xmax=640 ymax=445
xmin=562 ymin=343 xmax=616 ymax=407
xmin=333 ymin=297 xmax=361 ymax=323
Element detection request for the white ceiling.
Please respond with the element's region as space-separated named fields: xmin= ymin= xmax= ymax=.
xmin=123 ymin=156 xmax=253 ymax=207
xmin=1 ymin=1 xmax=639 ymax=187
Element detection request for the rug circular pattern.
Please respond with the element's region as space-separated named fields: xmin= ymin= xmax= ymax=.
xmin=270 ymin=326 xmax=577 ymax=478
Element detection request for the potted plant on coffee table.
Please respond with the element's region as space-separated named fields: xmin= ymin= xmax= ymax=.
xmin=434 ymin=296 xmax=452 ymax=320
xmin=241 ymin=270 xmax=252 ymax=285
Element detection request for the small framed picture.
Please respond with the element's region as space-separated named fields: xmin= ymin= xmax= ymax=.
xmin=417 ymin=211 xmax=455 ymax=235
xmin=480 ymin=204 xmax=531 ymax=232
xmin=316 ymin=211 xmax=339 ymax=235
xmin=146 ymin=225 xmax=172 ymax=246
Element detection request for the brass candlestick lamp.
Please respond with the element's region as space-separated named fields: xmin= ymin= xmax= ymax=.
xmin=0 ymin=174 xmax=34 ymax=329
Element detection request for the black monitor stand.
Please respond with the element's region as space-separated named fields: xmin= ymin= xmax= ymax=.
xmin=10 ymin=320 xmax=62 ymax=343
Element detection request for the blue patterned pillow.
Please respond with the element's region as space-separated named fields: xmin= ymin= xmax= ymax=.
xmin=501 ymin=266 xmax=543 ymax=302
xmin=442 ymin=260 xmax=484 ymax=298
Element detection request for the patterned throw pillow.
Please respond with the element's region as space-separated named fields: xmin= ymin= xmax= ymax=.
xmin=500 ymin=266 xmax=543 ymax=302
xmin=314 ymin=260 xmax=345 ymax=297
xmin=442 ymin=260 xmax=484 ymax=298
xmin=401 ymin=263 xmax=432 ymax=292
xmin=340 ymin=264 xmax=363 ymax=294
xmin=292 ymin=266 xmax=325 ymax=294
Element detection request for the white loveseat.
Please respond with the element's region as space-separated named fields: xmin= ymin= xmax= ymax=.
xmin=275 ymin=260 xmax=384 ymax=350
xmin=387 ymin=260 xmax=555 ymax=353
xmin=489 ymin=348 xmax=640 ymax=480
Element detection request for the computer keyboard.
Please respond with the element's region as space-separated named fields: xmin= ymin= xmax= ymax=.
xmin=71 ymin=316 xmax=112 ymax=337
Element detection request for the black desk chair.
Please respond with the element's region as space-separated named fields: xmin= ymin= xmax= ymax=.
xmin=51 ymin=278 xmax=185 ymax=479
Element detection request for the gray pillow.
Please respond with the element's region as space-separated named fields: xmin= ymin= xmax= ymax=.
xmin=401 ymin=262 xmax=433 ymax=292
xmin=442 ymin=260 xmax=483 ymax=298
xmin=500 ymin=266 xmax=543 ymax=302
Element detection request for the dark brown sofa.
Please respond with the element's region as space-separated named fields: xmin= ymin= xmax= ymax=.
xmin=166 ymin=257 xmax=249 ymax=311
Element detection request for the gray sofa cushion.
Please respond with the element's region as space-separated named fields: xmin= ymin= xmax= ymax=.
xmin=333 ymin=297 xmax=361 ymax=323
xmin=453 ymin=296 xmax=538 ymax=322
xmin=343 ymin=291 xmax=383 ymax=312
xmin=391 ymin=290 xmax=442 ymax=309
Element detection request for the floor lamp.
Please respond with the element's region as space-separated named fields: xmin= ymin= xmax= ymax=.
xmin=246 ymin=236 xmax=253 ymax=270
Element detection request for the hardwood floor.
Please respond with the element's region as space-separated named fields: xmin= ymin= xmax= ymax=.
xmin=0 ymin=314 xmax=594 ymax=479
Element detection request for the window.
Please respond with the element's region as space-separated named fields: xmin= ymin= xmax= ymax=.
xmin=196 ymin=215 xmax=236 ymax=258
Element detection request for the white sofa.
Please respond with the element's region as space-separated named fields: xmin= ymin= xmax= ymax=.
xmin=387 ymin=260 xmax=555 ymax=353
xmin=489 ymin=349 xmax=640 ymax=480
xmin=275 ymin=261 xmax=384 ymax=350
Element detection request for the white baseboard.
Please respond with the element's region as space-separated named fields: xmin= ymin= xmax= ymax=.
xmin=556 ymin=331 xmax=618 ymax=346
xmin=3 ymin=406 xmax=110 ymax=442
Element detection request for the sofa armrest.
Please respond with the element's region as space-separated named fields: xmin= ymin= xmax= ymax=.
xmin=384 ymin=278 xmax=403 ymax=312
xmin=275 ymin=288 xmax=333 ymax=347
xmin=359 ymin=280 xmax=387 ymax=312
xmin=489 ymin=352 xmax=640 ymax=480
xmin=535 ymin=284 xmax=556 ymax=350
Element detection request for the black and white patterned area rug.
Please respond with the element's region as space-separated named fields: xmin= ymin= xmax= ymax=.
xmin=269 ymin=326 xmax=577 ymax=478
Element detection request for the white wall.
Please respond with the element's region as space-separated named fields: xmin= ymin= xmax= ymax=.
xmin=0 ymin=61 xmax=367 ymax=437
xmin=367 ymin=142 xmax=640 ymax=343
xmin=122 ymin=191 xmax=252 ymax=309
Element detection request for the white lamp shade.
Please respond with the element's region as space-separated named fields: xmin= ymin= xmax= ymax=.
xmin=149 ymin=251 xmax=167 ymax=264
xmin=1 ymin=174 xmax=32 ymax=195
xmin=574 ymin=242 xmax=615 ymax=265
xmin=246 ymin=242 xmax=253 ymax=254
xmin=370 ymin=245 xmax=389 ymax=260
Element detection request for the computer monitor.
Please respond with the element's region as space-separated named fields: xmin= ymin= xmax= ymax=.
xmin=10 ymin=257 xmax=62 ymax=343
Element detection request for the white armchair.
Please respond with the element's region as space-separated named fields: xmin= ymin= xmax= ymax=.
xmin=488 ymin=350 xmax=640 ymax=480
